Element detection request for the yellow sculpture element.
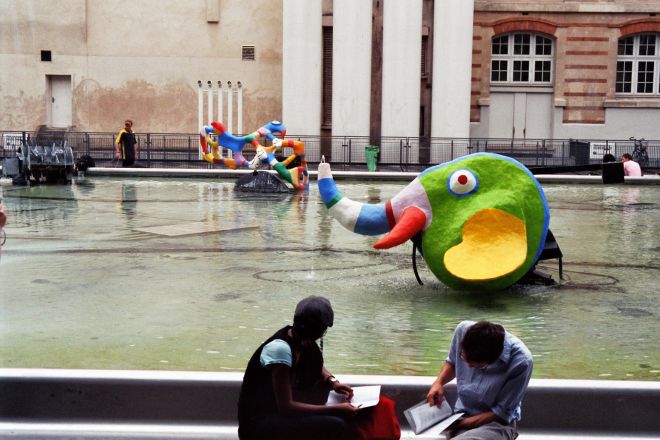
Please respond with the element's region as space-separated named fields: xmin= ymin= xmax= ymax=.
xmin=444 ymin=208 xmax=527 ymax=281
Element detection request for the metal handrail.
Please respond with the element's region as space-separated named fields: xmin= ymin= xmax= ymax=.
xmin=1 ymin=130 xmax=658 ymax=170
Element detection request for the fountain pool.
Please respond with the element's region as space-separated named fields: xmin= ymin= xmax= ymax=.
xmin=1 ymin=177 xmax=658 ymax=380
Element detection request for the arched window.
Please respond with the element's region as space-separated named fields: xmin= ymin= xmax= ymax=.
xmin=616 ymin=33 xmax=660 ymax=95
xmin=491 ymin=33 xmax=554 ymax=85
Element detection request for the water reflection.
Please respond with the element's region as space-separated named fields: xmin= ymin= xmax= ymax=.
xmin=621 ymin=187 xmax=641 ymax=207
xmin=120 ymin=183 xmax=137 ymax=221
xmin=367 ymin=186 xmax=382 ymax=203
xmin=75 ymin=178 xmax=96 ymax=196
xmin=1 ymin=185 xmax=79 ymax=229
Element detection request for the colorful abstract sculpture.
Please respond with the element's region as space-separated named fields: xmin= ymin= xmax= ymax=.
xmin=251 ymin=139 xmax=309 ymax=191
xmin=199 ymin=120 xmax=309 ymax=190
xmin=318 ymin=153 xmax=550 ymax=290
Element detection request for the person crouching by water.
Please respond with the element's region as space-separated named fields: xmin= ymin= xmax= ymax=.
xmin=621 ymin=153 xmax=642 ymax=177
xmin=238 ymin=295 xmax=360 ymax=440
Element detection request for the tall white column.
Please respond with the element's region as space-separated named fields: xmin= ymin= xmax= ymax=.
xmin=332 ymin=0 xmax=372 ymax=137
xmin=431 ymin=0 xmax=474 ymax=138
xmin=381 ymin=0 xmax=422 ymax=138
xmin=282 ymin=0 xmax=322 ymax=136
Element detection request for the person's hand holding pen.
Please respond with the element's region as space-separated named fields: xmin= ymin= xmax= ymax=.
xmin=329 ymin=376 xmax=354 ymax=401
xmin=328 ymin=376 xmax=360 ymax=413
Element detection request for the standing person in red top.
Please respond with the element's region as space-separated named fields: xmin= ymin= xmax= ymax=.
xmin=115 ymin=119 xmax=138 ymax=167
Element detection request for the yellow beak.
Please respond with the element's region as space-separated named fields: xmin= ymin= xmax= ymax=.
xmin=444 ymin=208 xmax=527 ymax=281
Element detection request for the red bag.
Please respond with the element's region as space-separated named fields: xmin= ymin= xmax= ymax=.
xmin=353 ymin=396 xmax=401 ymax=440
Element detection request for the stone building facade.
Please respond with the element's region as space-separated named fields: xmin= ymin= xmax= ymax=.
xmin=2 ymin=0 xmax=660 ymax=141
xmin=470 ymin=0 xmax=660 ymax=140
xmin=0 ymin=0 xmax=283 ymax=133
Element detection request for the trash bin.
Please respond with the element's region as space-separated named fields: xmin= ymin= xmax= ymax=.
xmin=602 ymin=161 xmax=625 ymax=184
xmin=365 ymin=145 xmax=379 ymax=172
xmin=569 ymin=139 xmax=590 ymax=166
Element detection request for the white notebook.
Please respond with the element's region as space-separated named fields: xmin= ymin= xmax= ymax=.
xmin=326 ymin=385 xmax=381 ymax=409
xmin=403 ymin=397 xmax=464 ymax=435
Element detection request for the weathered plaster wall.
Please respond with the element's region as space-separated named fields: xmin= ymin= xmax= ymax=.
xmin=0 ymin=0 xmax=283 ymax=133
xmin=0 ymin=0 xmax=87 ymax=128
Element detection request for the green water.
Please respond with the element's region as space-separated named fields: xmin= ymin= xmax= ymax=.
xmin=1 ymin=178 xmax=659 ymax=380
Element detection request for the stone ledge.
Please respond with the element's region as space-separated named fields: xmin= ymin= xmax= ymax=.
xmin=2 ymin=370 xmax=659 ymax=437
xmin=604 ymin=99 xmax=660 ymax=108
xmin=1 ymin=424 xmax=658 ymax=440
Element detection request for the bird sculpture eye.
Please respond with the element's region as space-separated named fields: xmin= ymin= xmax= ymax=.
xmin=447 ymin=169 xmax=479 ymax=197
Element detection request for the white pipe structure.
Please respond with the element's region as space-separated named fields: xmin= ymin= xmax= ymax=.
xmin=237 ymin=82 xmax=243 ymax=135
xmin=197 ymin=81 xmax=203 ymax=160
xmin=226 ymin=81 xmax=233 ymax=135
xmin=217 ymin=81 xmax=223 ymax=127
xmin=197 ymin=81 xmax=203 ymax=130
xmin=196 ymin=80 xmax=244 ymax=159
xmin=217 ymin=81 xmax=229 ymax=158
xmin=206 ymin=81 xmax=213 ymax=126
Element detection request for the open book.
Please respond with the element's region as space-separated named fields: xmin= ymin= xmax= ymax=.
xmin=326 ymin=385 xmax=381 ymax=409
xmin=403 ymin=397 xmax=464 ymax=435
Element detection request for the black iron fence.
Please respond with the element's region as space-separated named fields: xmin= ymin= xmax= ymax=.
xmin=1 ymin=130 xmax=659 ymax=172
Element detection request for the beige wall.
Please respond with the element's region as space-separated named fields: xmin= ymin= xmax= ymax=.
xmin=0 ymin=0 xmax=283 ymax=133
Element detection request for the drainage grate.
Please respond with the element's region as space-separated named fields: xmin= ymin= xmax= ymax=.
xmin=242 ymin=45 xmax=255 ymax=61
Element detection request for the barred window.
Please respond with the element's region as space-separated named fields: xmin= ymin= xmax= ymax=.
xmin=616 ymin=34 xmax=660 ymax=95
xmin=242 ymin=45 xmax=255 ymax=61
xmin=491 ymin=33 xmax=553 ymax=85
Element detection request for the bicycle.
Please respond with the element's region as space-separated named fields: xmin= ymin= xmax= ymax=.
xmin=629 ymin=137 xmax=649 ymax=167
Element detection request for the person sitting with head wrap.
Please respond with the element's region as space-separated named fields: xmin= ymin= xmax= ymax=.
xmin=237 ymin=296 xmax=360 ymax=440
